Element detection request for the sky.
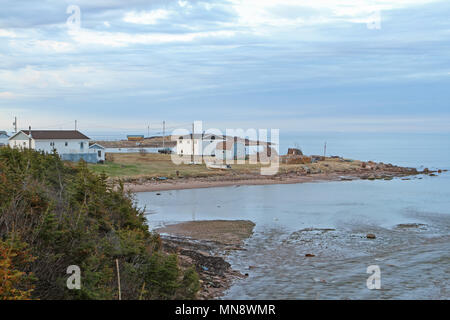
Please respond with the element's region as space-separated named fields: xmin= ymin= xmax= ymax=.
xmin=0 ymin=0 xmax=449 ymax=136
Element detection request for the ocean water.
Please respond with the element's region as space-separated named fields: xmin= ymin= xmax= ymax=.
xmin=136 ymin=132 xmax=450 ymax=300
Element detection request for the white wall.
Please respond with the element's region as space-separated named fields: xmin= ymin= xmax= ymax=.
xmin=34 ymin=139 xmax=90 ymax=154
xmin=9 ymin=132 xmax=35 ymax=149
xmin=9 ymin=134 xmax=89 ymax=155
xmin=215 ymin=141 xmax=246 ymax=160
xmin=90 ymin=146 xmax=105 ymax=162
xmin=176 ymin=139 xmax=221 ymax=156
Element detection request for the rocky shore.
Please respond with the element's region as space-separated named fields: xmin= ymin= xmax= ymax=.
xmin=125 ymin=159 xmax=443 ymax=192
xmin=157 ymin=220 xmax=255 ymax=300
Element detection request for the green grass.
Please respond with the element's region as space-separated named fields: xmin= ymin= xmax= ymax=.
xmin=87 ymin=153 xmax=263 ymax=180
xmin=88 ymin=162 xmax=144 ymax=177
xmin=88 ymin=152 xmax=363 ymax=180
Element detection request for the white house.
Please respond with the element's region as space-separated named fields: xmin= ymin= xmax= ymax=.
xmin=0 ymin=131 xmax=9 ymax=146
xmin=215 ymin=139 xmax=246 ymax=160
xmin=175 ymin=133 xmax=249 ymax=160
xmin=8 ymin=130 xmax=104 ymax=163
xmin=89 ymin=143 xmax=106 ymax=163
xmin=176 ymin=133 xmax=226 ymax=157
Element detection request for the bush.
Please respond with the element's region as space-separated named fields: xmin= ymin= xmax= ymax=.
xmin=0 ymin=147 xmax=199 ymax=300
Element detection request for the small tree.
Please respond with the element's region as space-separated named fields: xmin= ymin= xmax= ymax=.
xmin=0 ymin=238 xmax=35 ymax=300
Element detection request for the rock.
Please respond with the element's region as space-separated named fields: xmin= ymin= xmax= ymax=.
xmin=305 ymin=253 xmax=315 ymax=257
xmin=248 ymin=265 xmax=257 ymax=270
xmin=156 ymin=193 xmax=161 ymax=195
xmin=366 ymin=234 xmax=376 ymax=239
xmin=302 ymin=166 xmax=311 ymax=174
xmin=423 ymin=168 xmax=429 ymax=173
xmin=361 ymin=162 xmax=367 ymax=168
xmin=395 ymin=223 xmax=426 ymax=229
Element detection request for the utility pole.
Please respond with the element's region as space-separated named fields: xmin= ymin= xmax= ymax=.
xmin=147 ymin=125 xmax=150 ymax=138
xmin=191 ymin=122 xmax=195 ymax=164
xmin=162 ymin=121 xmax=165 ymax=149
xmin=75 ymin=120 xmax=77 ymax=131
xmin=13 ymin=117 xmax=17 ymax=133
xmin=324 ymin=141 xmax=327 ymax=158
xmin=28 ymin=126 xmax=32 ymax=149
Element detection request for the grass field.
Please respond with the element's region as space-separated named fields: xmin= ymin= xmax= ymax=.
xmin=87 ymin=153 xmax=262 ymax=179
xmin=87 ymin=152 xmax=364 ymax=180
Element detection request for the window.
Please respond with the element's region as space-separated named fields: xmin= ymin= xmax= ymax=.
xmin=98 ymin=150 xmax=102 ymax=157
xmin=65 ymin=142 xmax=68 ymax=147
xmin=211 ymin=136 xmax=216 ymax=140
xmin=50 ymin=142 xmax=55 ymax=147
xmin=80 ymin=142 xmax=84 ymax=149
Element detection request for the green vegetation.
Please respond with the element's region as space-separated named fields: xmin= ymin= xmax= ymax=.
xmin=88 ymin=153 xmax=262 ymax=179
xmin=0 ymin=147 xmax=199 ymax=300
xmin=87 ymin=152 xmax=365 ymax=181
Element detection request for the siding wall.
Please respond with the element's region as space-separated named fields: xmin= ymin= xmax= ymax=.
xmin=35 ymin=139 xmax=90 ymax=154
xmin=177 ymin=139 xmax=221 ymax=156
xmin=61 ymin=153 xmax=98 ymax=163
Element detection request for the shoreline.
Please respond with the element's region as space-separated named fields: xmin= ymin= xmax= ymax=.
xmin=125 ymin=169 xmax=435 ymax=193
xmin=157 ymin=220 xmax=255 ymax=300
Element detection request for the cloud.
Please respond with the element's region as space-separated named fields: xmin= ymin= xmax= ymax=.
xmin=0 ymin=29 xmax=16 ymax=37
xmin=123 ymin=9 xmax=172 ymax=25
xmin=226 ymin=0 xmax=443 ymax=28
xmin=9 ymin=39 xmax=75 ymax=53
xmin=67 ymin=28 xmax=236 ymax=47
xmin=0 ymin=0 xmax=449 ymax=134
xmin=0 ymin=91 xmax=17 ymax=99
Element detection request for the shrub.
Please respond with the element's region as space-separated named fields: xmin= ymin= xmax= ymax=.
xmin=0 ymin=147 xmax=199 ymax=300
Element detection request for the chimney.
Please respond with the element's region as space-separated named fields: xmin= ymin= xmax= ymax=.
xmin=28 ymin=126 xmax=32 ymax=149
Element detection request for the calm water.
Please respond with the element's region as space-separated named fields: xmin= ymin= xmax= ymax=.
xmin=136 ymin=133 xmax=450 ymax=300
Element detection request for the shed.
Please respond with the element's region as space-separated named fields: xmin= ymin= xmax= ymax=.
xmin=89 ymin=143 xmax=106 ymax=163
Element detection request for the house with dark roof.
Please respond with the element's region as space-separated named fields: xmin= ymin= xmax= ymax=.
xmin=8 ymin=130 xmax=104 ymax=163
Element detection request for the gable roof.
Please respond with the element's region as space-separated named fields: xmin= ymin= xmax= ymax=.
xmin=89 ymin=143 xmax=105 ymax=149
xmin=10 ymin=130 xmax=90 ymax=140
